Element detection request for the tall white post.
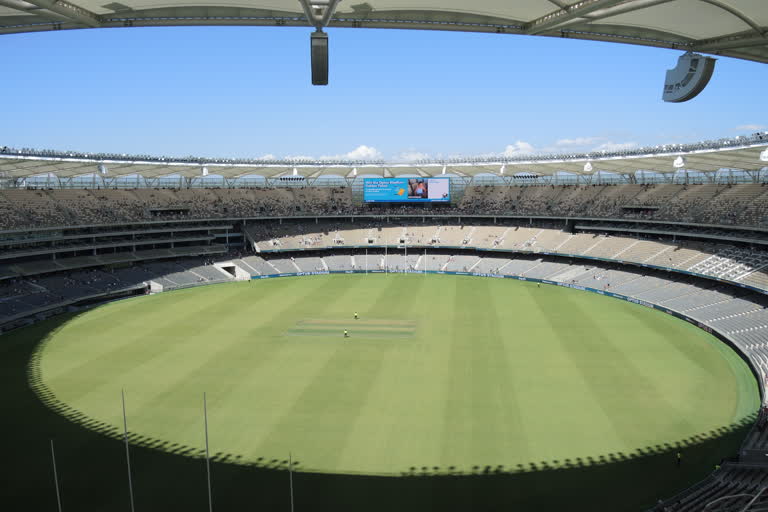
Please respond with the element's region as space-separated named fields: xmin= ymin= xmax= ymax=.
xmin=50 ymin=440 xmax=63 ymax=512
xmin=204 ymin=392 xmax=213 ymax=512
xmin=122 ymin=390 xmax=136 ymax=512
xmin=289 ymin=452 xmax=295 ymax=512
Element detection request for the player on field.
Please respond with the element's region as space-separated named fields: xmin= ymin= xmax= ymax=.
xmin=344 ymin=329 xmax=349 ymax=338
xmin=354 ymin=312 xmax=358 ymax=319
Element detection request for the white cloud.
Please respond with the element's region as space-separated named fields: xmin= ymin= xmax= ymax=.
xmin=277 ymin=138 xmax=639 ymax=163
xmin=468 ymin=142 xmax=534 ymax=160
xmin=282 ymin=154 xmax=315 ymax=161
xmin=395 ymin=150 xmax=431 ymax=162
xmin=548 ymin=136 xmax=637 ymax=153
xmin=501 ymin=141 xmax=535 ymax=157
xmin=342 ymin=145 xmax=383 ymax=160
xmin=593 ymin=141 xmax=638 ymax=152
xmin=319 ymin=144 xmax=383 ymax=161
xmin=487 ymin=138 xmax=638 ymax=159
xmin=555 ymin=137 xmax=602 ymax=147
xmin=282 ymin=145 xmax=383 ymax=161
xmin=736 ymin=124 xmax=767 ymax=131
xmin=258 ymin=153 xmax=276 ymax=160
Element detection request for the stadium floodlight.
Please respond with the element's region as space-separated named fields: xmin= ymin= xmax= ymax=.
xmin=662 ymin=52 xmax=716 ymax=103
xmin=673 ymin=156 xmax=686 ymax=168
xmin=583 ymin=162 xmax=593 ymax=173
xmin=760 ymin=149 xmax=768 ymax=162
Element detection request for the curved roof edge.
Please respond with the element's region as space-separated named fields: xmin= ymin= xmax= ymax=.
xmin=0 ymin=1 xmax=767 ymax=64
xmin=1 ymin=133 xmax=767 ymax=179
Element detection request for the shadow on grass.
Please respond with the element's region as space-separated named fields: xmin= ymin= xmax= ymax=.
xmin=2 ymin=313 xmax=757 ymax=512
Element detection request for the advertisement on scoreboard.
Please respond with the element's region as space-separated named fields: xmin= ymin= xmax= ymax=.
xmin=363 ymin=178 xmax=450 ymax=203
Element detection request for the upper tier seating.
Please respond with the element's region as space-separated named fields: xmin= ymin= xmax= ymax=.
xmin=0 ymin=187 xmax=353 ymax=230
xmin=2 ymin=182 xmax=768 ymax=230
xmin=457 ymin=183 xmax=768 ymax=227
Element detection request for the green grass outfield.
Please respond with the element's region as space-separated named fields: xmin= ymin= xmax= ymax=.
xmin=36 ymin=274 xmax=759 ymax=477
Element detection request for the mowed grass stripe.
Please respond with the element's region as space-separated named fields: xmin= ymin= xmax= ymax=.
xmin=442 ymin=277 xmax=534 ymax=468
xmin=619 ymin=304 xmax=755 ymax=425
xmin=41 ymin=284 xmax=264 ymax=409
xmin=351 ymin=275 xmax=455 ymax=472
xmin=40 ymin=288 xmax=211 ymax=379
xmin=250 ymin=276 xmax=405 ymax=469
xmin=255 ymin=274 xmax=432 ymax=472
xmin=45 ymin=278 xmax=324 ymax=427
xmin=507 ymin=283 xmax=628 ymax=460
xmin=228 ymin=274 xmax=383 ymax=458
xmin=528 ymin=285 xmax=699 ymax=450
xmin=483 ymin=278 xmax=537 ymax=463
xmin=124 ymin=277 xmax=347 ymax=442
xmin=36 ymin=274 xmax=760 ymax=475
xmin=344 ymin=274 xmax=456 ymax=472
xmin=105 ymin=276 xmax=340 ymax=450
xmin=42 ymin=284 xmax=258 ymax=408
xmin=369 ymin=273 xmax=428 ymax=318
xmin=623 ymin=304 xmax=722 ymax=379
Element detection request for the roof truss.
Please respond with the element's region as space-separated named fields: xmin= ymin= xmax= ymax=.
xmin=22 ymin=0 xmax=100 ymax=27
xmin=0 ymin=1 xmax=766 ymax=64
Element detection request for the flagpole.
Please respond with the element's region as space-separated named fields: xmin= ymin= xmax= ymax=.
xmin=424 ymin=248 xmax=427 ymax=275
xmin=50 ymin=440 xmax=63 ymax=512
xmin=365 ymin=248 xmax=367 ymax=274
xmin=204 ymin=392 xmax=213 ymax=512
xmin=122 ymin=389 xmax=136 ymax=512
xmin=385 ymin=245 xmax=388 ymax=274
xmin=289 ymin=452 xmax=295 ymax=512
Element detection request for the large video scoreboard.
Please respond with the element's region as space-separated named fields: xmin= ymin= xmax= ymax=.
xmin=363 ymin=178 xmax=450 ymax=203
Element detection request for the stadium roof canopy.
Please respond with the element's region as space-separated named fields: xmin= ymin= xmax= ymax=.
xmin=0 ymin=1 xmax=766 ymax=64
xmin=1 ymin=134 xmax=766 ymax=180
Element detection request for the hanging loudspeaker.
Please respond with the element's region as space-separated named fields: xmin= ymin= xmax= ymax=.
xmin=311 ymin=31 xmax=329 ymax=86
xmin=662 ymin=52 xmax=716 ymax=103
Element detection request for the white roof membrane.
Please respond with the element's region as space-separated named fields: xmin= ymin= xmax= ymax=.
xmin=0 ymin=0 xmax=766 ymax=63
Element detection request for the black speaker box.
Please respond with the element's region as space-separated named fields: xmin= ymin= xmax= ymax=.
xmin=311 ymin=31 xmax=329 ymax=86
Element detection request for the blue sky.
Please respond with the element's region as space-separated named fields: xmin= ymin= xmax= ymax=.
xmin=1 ymin=25 xmax=766 ymax=161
